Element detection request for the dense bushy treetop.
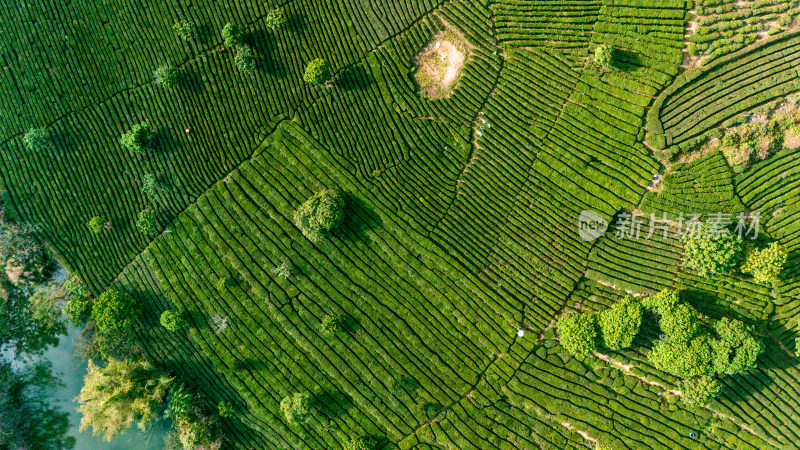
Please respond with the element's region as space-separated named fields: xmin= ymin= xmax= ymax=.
xmin=160 ymin=310 xmax=183 ymax=332
xmin=87 ymin=216 xmax=104 ymax=234
xmin=0 ymin=277 xmax=65 ymax=355
xmin=294 ymin=188 xmax=347 ymax=241
xmin=235 ymin=45 xmax=256 ymax=74
xmin=557 ymin=312 xmax=599 ymax=357
xmin=280 ymin=392 xmax=314 ymax=425
xmin=319 ymin=314 xmax=341 ymax=336
xmin=679 ymin=375 xmax=721 ymax=408
xmin=649 ymin=334 xmax=714 ymax=377
xmin=741 ymin=242 xmax=787 ymax=283
xmin=91 ymin=289 xmax=139 ymax=335
xmin=120 ymin=122 xmax=154 ymax=154
xmin=22 ymin=127 xmax=50 ymax=152
xmin=711 ymin=318 xmax=763 ymax=375
xmin=222 ymin=23 xmax=244 ymax=48
xmin=594 ymin=44 xmax=613 ymax=69
xmin=265 ymin=7 xmax=287 ymax=30
xmin=598 ymin=296 xmax=642 ymax=350
xmin=303 ymin=58 xmax=331 ymax=85
xmin=659 ymin=303 xmax=701 ymax=343
xmin=681 ymin=230 xmax=742 ymax=277
xmin=344 ymin=436 xmax=377 ymax=450
xmin=154 ymin=65 xmax=180 ymax=88
xmin=136 ymin=208 xmax=158 ymax=235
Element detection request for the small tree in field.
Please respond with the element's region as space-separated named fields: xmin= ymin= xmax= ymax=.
xmin=681 ymin=230 xmax=742 ymax=277
xmin=153 ymin=65 xmax=180 ymax=88
xmin=294 ymin=188 xmax=347 ymax=241
xmin=303 ymin=58 xmax=331 ymax=85
xmin=557 ymin=312 xmax=599 ymax=357
xmin=120 ymin=122 xmax=154 ymax=154
xmin=173 ymin=20 xmax=195 ymax=41
xmin=222 ymin=23 xmax=244 ymax=48
xmin=598 ymin=296 xmax=642 ymax=350
xmin=22 ymin=128 xmax=50 ymax=152
xmin=265 ymin=7 xmax=287 ymax=30
xmin=319 ymin=314 xmax=341 ymax=336
xmin=680 ymin=375 xmax=720 ymax=407
xmin=218 ymin=401 xmax=234 ymax=418
xmin=136 ymin=209 xmax=158 ymax=235
xmin=235 ymin=45 xmax=256 ymax=74
xmin=160 ymin=310 xmax=184 ymax=332
xmin=87 ymin=216 xmax=105 ymax=234
xmin=741 ymin=242 xmax=787 ymax=283
xmin=280 ymin=392 xmax=313 ymax=425
xmin=344 ymin=436 xmax=376 ymax=450
xmin=92 ymin=289 xmax=139 ymax=335
xmin=711 ymin=318 xmax=763 ymax=375
xmin=594 ymin=44 xmax=613 ymax=69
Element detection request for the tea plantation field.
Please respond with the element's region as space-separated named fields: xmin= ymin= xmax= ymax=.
xmin=4 ymin=0 xmax=800 ymax=448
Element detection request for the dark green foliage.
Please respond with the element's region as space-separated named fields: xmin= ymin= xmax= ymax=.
xmin=160 ymin=310 xmax=183 ymax=332
xmin=166 ymin=382 xmax=196 ymax=421
xmin=141 ymin=173 xmax=161 ymax=203
xmin=280 ymin=392 xmax=313 ymax=425
xmin=594 ymin=44 xmax=613 ymax=68
xmin=649 ymin=334 xmax=714 ymax=377
xmin=91 ymin=289 xmax=139 ymax=335
xmin=87 ymin=216 xmax=104 ymax=234
xmin=303 ymin=58 xmax=331 ymax=85
xmin=641 ymin=289 xmax=680 ymax=311
xmin=741 ymin=242 xmax=787 ymax=283
xmin=598 ymin=296 xmax=642 ymax=350
xmin=64 ymin=296 xmax=92 ymax=326
xmin=234 ymin=45 xmax=256 ymax=74
xmin=136 ymin=209 xmax=158 ymax=235
xmin=680 ymin=375 xmax=721 ymax=407
xmin=557 ymin=312 xmax=599 ymax=357
xmin=681 ymin=230 xmax=742 ymax=277
xmin=344 ymin=435 xmax=376 ymax=450
xmin=153 ymin=65 xmax=179 ymax=88
xmin=22 ymin=127 xmax=50 ymax=153
xmin=711 ymin=318 xmax=763 ymax=375
xmin=120 ymin=122 xmax=154 ymax=154
xmin=265 ymin=7 xmax=287 ymax=30
xmin=294 ymin=188 xmax=347 ymax=241
xmin=221 ymin=23 xmax=244 ymax=48
xmin=218 ymin=401 xmax=233 ymax=418
xmin=1 ymin=279 xmax=65 ymax=355
xmin=0 ymin=217 xmax=52 ymax=284
xmin=659 ymin=303 xmax=701 ymax=343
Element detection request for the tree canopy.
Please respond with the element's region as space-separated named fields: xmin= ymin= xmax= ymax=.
xmin=280 ymin=392 xmax=314 ymax=425
xmin=598 ymin=296 xmax=642 ymax=350
xmin=680 ymin=375 xmax=721 ymax=407
xmin=741 ymin=242 xmax=787 ymax=283
xmin=91 ymin=289 xmax=140 ymax=335
xmin=593 ymin=44 xmax=613 ymax=69
xmin=160 ymin=310 xmax=184 ymax=332
xmin=557 ymin=312 xmax=599 ymax=357
xmin=649 ymin=334 xmax=714 ymax=377
xmin=659 ymin=303 xmax=701 ymax=343
xmin=222 ymin=23 xmax=244 ymax=48
xmin=22 ymin=127 xmax=51 ymax=153
xmin=294 ymin=188 xmax=347 ymax=241
xmin=154 ymin=65 xmax=180 ymax=88
xmin=711 ymin=318 xmax=763 ymax=375
xmin=120 ymin=122 xmax=154 ymax=154
xmin=303 ymin=58 xmax=331 ymax=85
xmin=681 ymin=231 xmax=742 ymax=277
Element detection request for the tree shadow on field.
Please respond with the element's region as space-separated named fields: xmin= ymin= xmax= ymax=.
xmin=195 ymin=23 xmax=213 ymax=46
xmin=611 ymin=49 xmax=641 ymax=73
xmin=336 ymin=65 xmax=373 ymax=91
xmin=287 ymin=12 xmax=307 ymax=34
xmin=718 ymin=370 xmax=774 ymax=406
xmin=180 ymin=67 xmax=205 ymax=95
xmin=151 ymin=124 xmax=178 ymax=155
xmin=780 ymin=249 xmax=800 ymax=284
xmin=314 ymin=391 xmax=353 ymax=419
xmin=339 ymin=313 xmax=360 ymax=335
xmin=232 ymin=358 xmax=267 ymax=372
xmin=338 ymin=195 xmax=383 ymax=242
xmin=247 ymin=29 xmax=289 ymax=78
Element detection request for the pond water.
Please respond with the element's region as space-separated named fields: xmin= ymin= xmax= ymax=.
xmin=43 ymin=324 xmax=169 ymax=449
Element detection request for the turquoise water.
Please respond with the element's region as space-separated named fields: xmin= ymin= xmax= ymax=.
xmin=43 ymin=325 xmax=169 ymax=449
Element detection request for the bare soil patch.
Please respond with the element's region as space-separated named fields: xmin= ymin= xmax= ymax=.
xmin=413 ymin=29 xmax=470 ymax=100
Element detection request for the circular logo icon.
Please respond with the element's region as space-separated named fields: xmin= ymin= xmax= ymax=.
xmin=578 ymin=210 xmax=608 ymax=242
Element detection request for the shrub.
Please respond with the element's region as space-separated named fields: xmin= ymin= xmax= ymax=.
xmin=136 ymin=209 xmax=158 ymax=235
xmin=120 ymin=122 xmax=154 ymax=154
xmin=265 ymin=7 xmax=287 ymax=30
xmin=22 ymin=128 xmax=50 ymax=152
xmin=87 ymin=216 xmax=104 ymax=234
xmin=221 ymin=23 xmax=244 ymax=48
xmin=741 ymin=242 xmax=787 ymax=283
xmin=711 ymin=318 xmax=763 ymax=375
xmin=294 ymin=188 xmax=347 ymax=241
xmin=271 ymin=261 xmax=293 ymax=280
xmin=649 ymin=334 xmax=713 ymax=377
xmin=64 ymin=296 xmax=92 ymax=326
xmin=344 ymin=436 xmax=376 ymax=450
xmin=173 ymin=20 xmax=195 ymax=41
xmin=680 ymin=375 xmax=721 ymax=407
xmin=319 ymin=314 xmax=341 ymax=336
xmin=91 ymin=289 xmax=139 ymax=335
xmin=153 ymin=65 xmax=179 ymax=88
xmin=594 ymin=44 xmax=613 ymax=69
xmin=681 ymin=231 xmax=742 ymax=277
xmin=280 ymin=392 xmax=313 ymax=425
xmin=557 ymin=312 xmax=599 ymax=357
xmin=234 ymin=45 xmax=256 ymax=74
xmin=218 ymin=401 xmax=233 ymax=418
xmin=303 ymin=58 xmax=331 ymax=85
xmin=160 ymin=310 xmax=183 ymax=332
xmin=598 ymin=296 xmax=642 ymax=350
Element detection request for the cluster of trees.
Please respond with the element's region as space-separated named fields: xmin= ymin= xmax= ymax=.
xmin=222 ymin=8 xmax=287 ymax=75
xmin=682 ymin=230 xmax=787 ymax=283
xmin=558 ymin=289 xmax=764 ymax=407
xmin=0 ymin=210 xmax=53 ymax=284
xmin=279 ymin=391 xmax=375 ymax=449
xmin=294 ymin=188 xmax=347 ymax=241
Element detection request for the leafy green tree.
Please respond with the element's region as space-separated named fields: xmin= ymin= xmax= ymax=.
xmin=1 ymin=278 xmax=66 ymax=355
xmin=160 ymin=310 xmax=184 ymax=332
xmin=154 ymin=65 xmax=180 ymax=88
xmin=120 ymin=122 xmax=154 ymax=154
xmin=136 ymin=208 xmax=158 ymax=235
xmin=173 ymin=20 xmax=195 ymax=40
xmin=265 ymin=7 xmax=287 ymax=30
xmin=166 ymin=382 xmax=196 ymax=421
xmin=303 ymin=58 xmax=331 ymax=85
xmin=319 ymin=314 xmax=341 ymax=336
xmin=660 ymin=303 xmax=701 ymax=343
xmin=0 ymin=216 xmax=52 ymax=283
xmin=87 ymin=216 xmax=105 ymax=234
xmin=22 ymin=127 xmax=51 ymax=152
xmin=222 ymin=23 xmax=244 ymax=48
xmin=682 ymin=230 xmax=742 ymax=277
xmin=741 ymin=242 xmax=787 ymax=283
xmin=344 ymin=435 xmax=376 ymax=450
xmin=641 ymin=289 xmax=680 ymax=311
xmin=649 ymin=334 xmax=713 ymax=377
xmin=557 ymin=312 xmax=599 ymax=357
xmin=593 ymin=44 xmax=613 ymax=69
xmin=280 ymin=392 xmax=314 ymax=425
xmin=271 ymin=261 xmax=293 ymax=280
xmin=64 ymin=295 xmax=92 ymax=326
xmin=141 ymin=173 xmax=161 ymax=203
xmin=294 ymin=188 xmax=347 ymax=241
xmin=680 ymin=375 xmax=721 ymax=407
xmin=711 ymin=318 xmax=763 ymax=375
xmin=235 ymin=45 xmax=256 ymax=74
xmin=0 ymin=361 xmax=75 ymax=449
xmin=77 ymin=358 xmax=172 ymax=441
xmin=171 ymin=413 xmax=221 ymax=450
xmin=598 ymin=296 xmax=642 ymax=350
xmin=91 ymin=289 xmax=139 ymax=335
xmin=218 ymin=401 xmax=234 ymax=418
